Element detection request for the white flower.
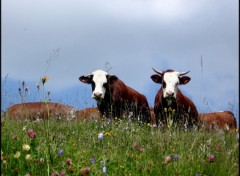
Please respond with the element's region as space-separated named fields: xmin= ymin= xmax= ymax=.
xmin=102 ymin=166 xmax=107 ymax=174
xmin=23 ymin=144 xmax=30 ymax=151
xmin=23 ymin=126 xmax=27 ymax=131
xmin=25 ymin=154 xmax=31 ymax=160
xmin=14 ymin=151 xmax=21 ymax=158
xmin=98 ymin=133 xmax=104 ymax=140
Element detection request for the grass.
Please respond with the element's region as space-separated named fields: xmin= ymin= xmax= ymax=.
xmin=1 ymin=116 xmax=239 ymax=176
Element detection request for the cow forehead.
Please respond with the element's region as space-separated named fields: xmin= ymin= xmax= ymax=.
xmin=92 ymin=70 xmax=108 ymax=83
xmin=163 ymin=72 xmax=179 ymax=84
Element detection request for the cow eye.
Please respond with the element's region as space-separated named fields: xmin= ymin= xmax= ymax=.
xmin=162 ymin=81 xmax=166 ymax=88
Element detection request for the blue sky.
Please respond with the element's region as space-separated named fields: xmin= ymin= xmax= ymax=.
xmin=2 ymin=0 xmax=239 ymax=122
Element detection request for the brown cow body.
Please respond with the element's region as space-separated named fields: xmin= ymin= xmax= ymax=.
xmin=5 ymin=102 xmax=76 ymax=120
xmin=198 ymin=111 xmax=237 ymax=131
xmin=76 ymin=107 xmax=101 ymax=121
xmin=151 ymin=69 xmax=199 ymax=128
xmin=79 ymin=70 xmax=151 ymax=123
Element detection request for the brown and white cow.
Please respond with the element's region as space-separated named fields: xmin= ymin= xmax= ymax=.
xmin=76 ymin=107 xmax=101 ymax=121
xmin=151 ymin=68 xmax=199 ymax=128
xmin=5 ymin=102 xmax=76 ymax=120
xmin=79 ymin=70 xmax=151 ymax=123
xmin=198 ymin=111 xmax=237 ymax=131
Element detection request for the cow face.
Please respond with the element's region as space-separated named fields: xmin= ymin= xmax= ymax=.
xmin=151 ymin=69 xmax=191 ymax=99
xmin=79 ymin=70 xmax=118 ymax=101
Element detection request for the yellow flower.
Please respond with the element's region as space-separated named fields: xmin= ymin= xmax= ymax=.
xmin=23 ymin=144 xmax=30 ymax=151
xmin=41 ymin=76 xmax=50 ymax=84
xmin=14 ymin=151 xmax=21 ymax=158
xmin=105 ymin=132 xmax=112 ymax=136
xmin=25 ymin=154 xmax=31 ymax=160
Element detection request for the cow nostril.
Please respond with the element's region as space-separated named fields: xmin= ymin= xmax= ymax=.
xmin=166 ymin=91 xmax=174 ymax=97
xmin=94 ymin=93 xmax=102 ymax=98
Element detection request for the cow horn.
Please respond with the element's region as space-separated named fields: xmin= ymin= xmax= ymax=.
xmin=178 ymin=71 xmax=190 ymax=76
xmin=152 ymin=67 xmax=163 ymax=75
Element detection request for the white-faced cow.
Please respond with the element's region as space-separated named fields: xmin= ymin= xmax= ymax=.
xmin=198 ymin=111 xmax=237 ymax=131
xmin=4 ymin=102 xmax=76 ymax=121
xmin=79 ymin=70 xmax=151 ymax=123
xmin=151 ymin=68 xmax=199 ymax=128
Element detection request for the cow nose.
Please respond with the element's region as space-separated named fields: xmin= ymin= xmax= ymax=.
xmin=94 ymin=92 xmax=102 ymax=98
xmin=166 ymin=91 xmax=174 ymax=97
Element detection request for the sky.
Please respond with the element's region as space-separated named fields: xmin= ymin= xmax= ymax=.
xmin=1 ymin=0 xmax=239 ymax=122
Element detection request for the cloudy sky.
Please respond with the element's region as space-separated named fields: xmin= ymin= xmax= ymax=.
xmin=2 ymin=0 xmax=239 ymax=120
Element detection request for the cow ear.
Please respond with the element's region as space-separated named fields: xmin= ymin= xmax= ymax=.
xmin=108 ymin=75 xmax=118 ymax=84
xmin=79 ymin=75 xmax=92 ymax=84
xmin=151 ymin=74 xmax=162 ymax=84
xmin=179 ymin=76 xmax=191 ymax=85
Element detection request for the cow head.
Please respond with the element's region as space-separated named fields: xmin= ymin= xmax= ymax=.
xmin=151 ymin=68 xmax=191 ymax=99
xmin=79 ymin=70 xmax=118 ymax=101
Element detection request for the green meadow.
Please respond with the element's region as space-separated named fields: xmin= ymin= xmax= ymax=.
xmin=1 ymin=115 xmax=239 ymax=176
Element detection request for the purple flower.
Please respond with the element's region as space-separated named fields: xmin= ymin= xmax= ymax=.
xmin=90 ymin=157 xmax=95 ymax=164
xmin=195 ymin=174 xmax=201 ymax=176
xmin=102 ymin=166 xmax=107 ymax=174
xmin=57 ymin=150 xmax=63 ymax=156
xmin=28 ymin=129 xmax=36 ymax=138
xmin=173 ymin=154 xmax=178 ymax=161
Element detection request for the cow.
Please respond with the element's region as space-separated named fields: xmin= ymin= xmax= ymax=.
xmin=79 ymin=69 xmax=151 ymax=123
xmin=151 ymin=68 xmax=199 ymax=128
xmin=76 ymin=107 xmax=101 ymax=121
xmin=4 ymin=102 xmax=76 ymax=121
xmin=198 ymin=111 xmax=237 ymax=131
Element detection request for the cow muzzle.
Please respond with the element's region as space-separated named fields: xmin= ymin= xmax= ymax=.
xmin=93 ymin=92 xmax=104 ymax=100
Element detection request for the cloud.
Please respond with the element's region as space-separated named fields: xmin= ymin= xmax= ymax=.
xmin=2 ymin=0 xmax=239 ymax=118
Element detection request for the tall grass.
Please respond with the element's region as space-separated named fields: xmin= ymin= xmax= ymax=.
xmin=1 ymin=116 xmax=239 ymax=175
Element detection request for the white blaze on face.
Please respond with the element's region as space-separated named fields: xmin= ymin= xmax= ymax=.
xmin=163 ymin=72 xmax=180 ymax=98
xmin=92 ymin=70 xmax=108 ymax=99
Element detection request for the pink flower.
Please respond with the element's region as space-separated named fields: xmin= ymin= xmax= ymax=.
xmin=209 ymin=154 xmax=214 ymax=162
xmin=60 ymin=170 xmax=65 ymax=176
xmin=28 ymin=129 xmax=36 ymax=138
xmin=51 ymin=172 xmax=57 ymax=176
xmin=165 ymin=156 xmax=171 ymax=163
xmin=132 ymin=143 xmax=139 ymax=149
xmin=66 ymin=158 xmax=72 ymax=165
xmin=140 ymin=147 xmax=145 ymax=153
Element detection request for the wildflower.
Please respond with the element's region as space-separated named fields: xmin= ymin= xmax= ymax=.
xmin=132 ymin=143 xmax=139 ymax=149
xmin=2 ymin=156 xmax=8 ymax=164
xmin=25 ymin=154 xmax=32 ymax=160
xmin=104 ymin=131 xmax=112 ymax=136
xmin=98 ymin=132 xmax=104 ymax=140
xmin=14 ymin=151 xmax=21 ymax=158
xmin=66 ymin=158 xmax=72 ymax=165
xmin=102 ymin=166 xmax=107 ymax=174
xmin=173 ymin=154 xmax=179 ymax=161
xmin=195 ymin=174 xmax=201 ymax=176
xmin=80 ymin=167 xmax=91 ymax=175
xmin=25 ymin=174 xmax=31 ymax=176
xmin=41 ymin=76 xmax=50 ymax=84
xmin=39 ymin=157 xmax=44 ymax=165
xmin=23 ymin=144 xmax=31 ymax=151
xmin=209 ymin=154 xmax=214 ymax=162
xmin=90 ymin=157 xmax=95 ymax=164
xmin=23 ymin=126 xmax=27 ymax=131
xmin=68 ymin=166 xmax=74 ymax=173
xmin=60 ymin=170 xmax=65 ymax=176
xmin=36 ymin=83 xmax=40 ymax=90
xmin=140 ymin=146 xmax=145 ymax=153
xmin=51 ymin=172 xmax=57 ymax=176
xmin=165 ymin=156 xmax=171 ymax=163
xmin=25 ymin=87 xmax=29 ymax=93
xmin=57 ymin=149 xmax=63 ymax=156
xmin=28 ymin=129 xmax=36 ymax=138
